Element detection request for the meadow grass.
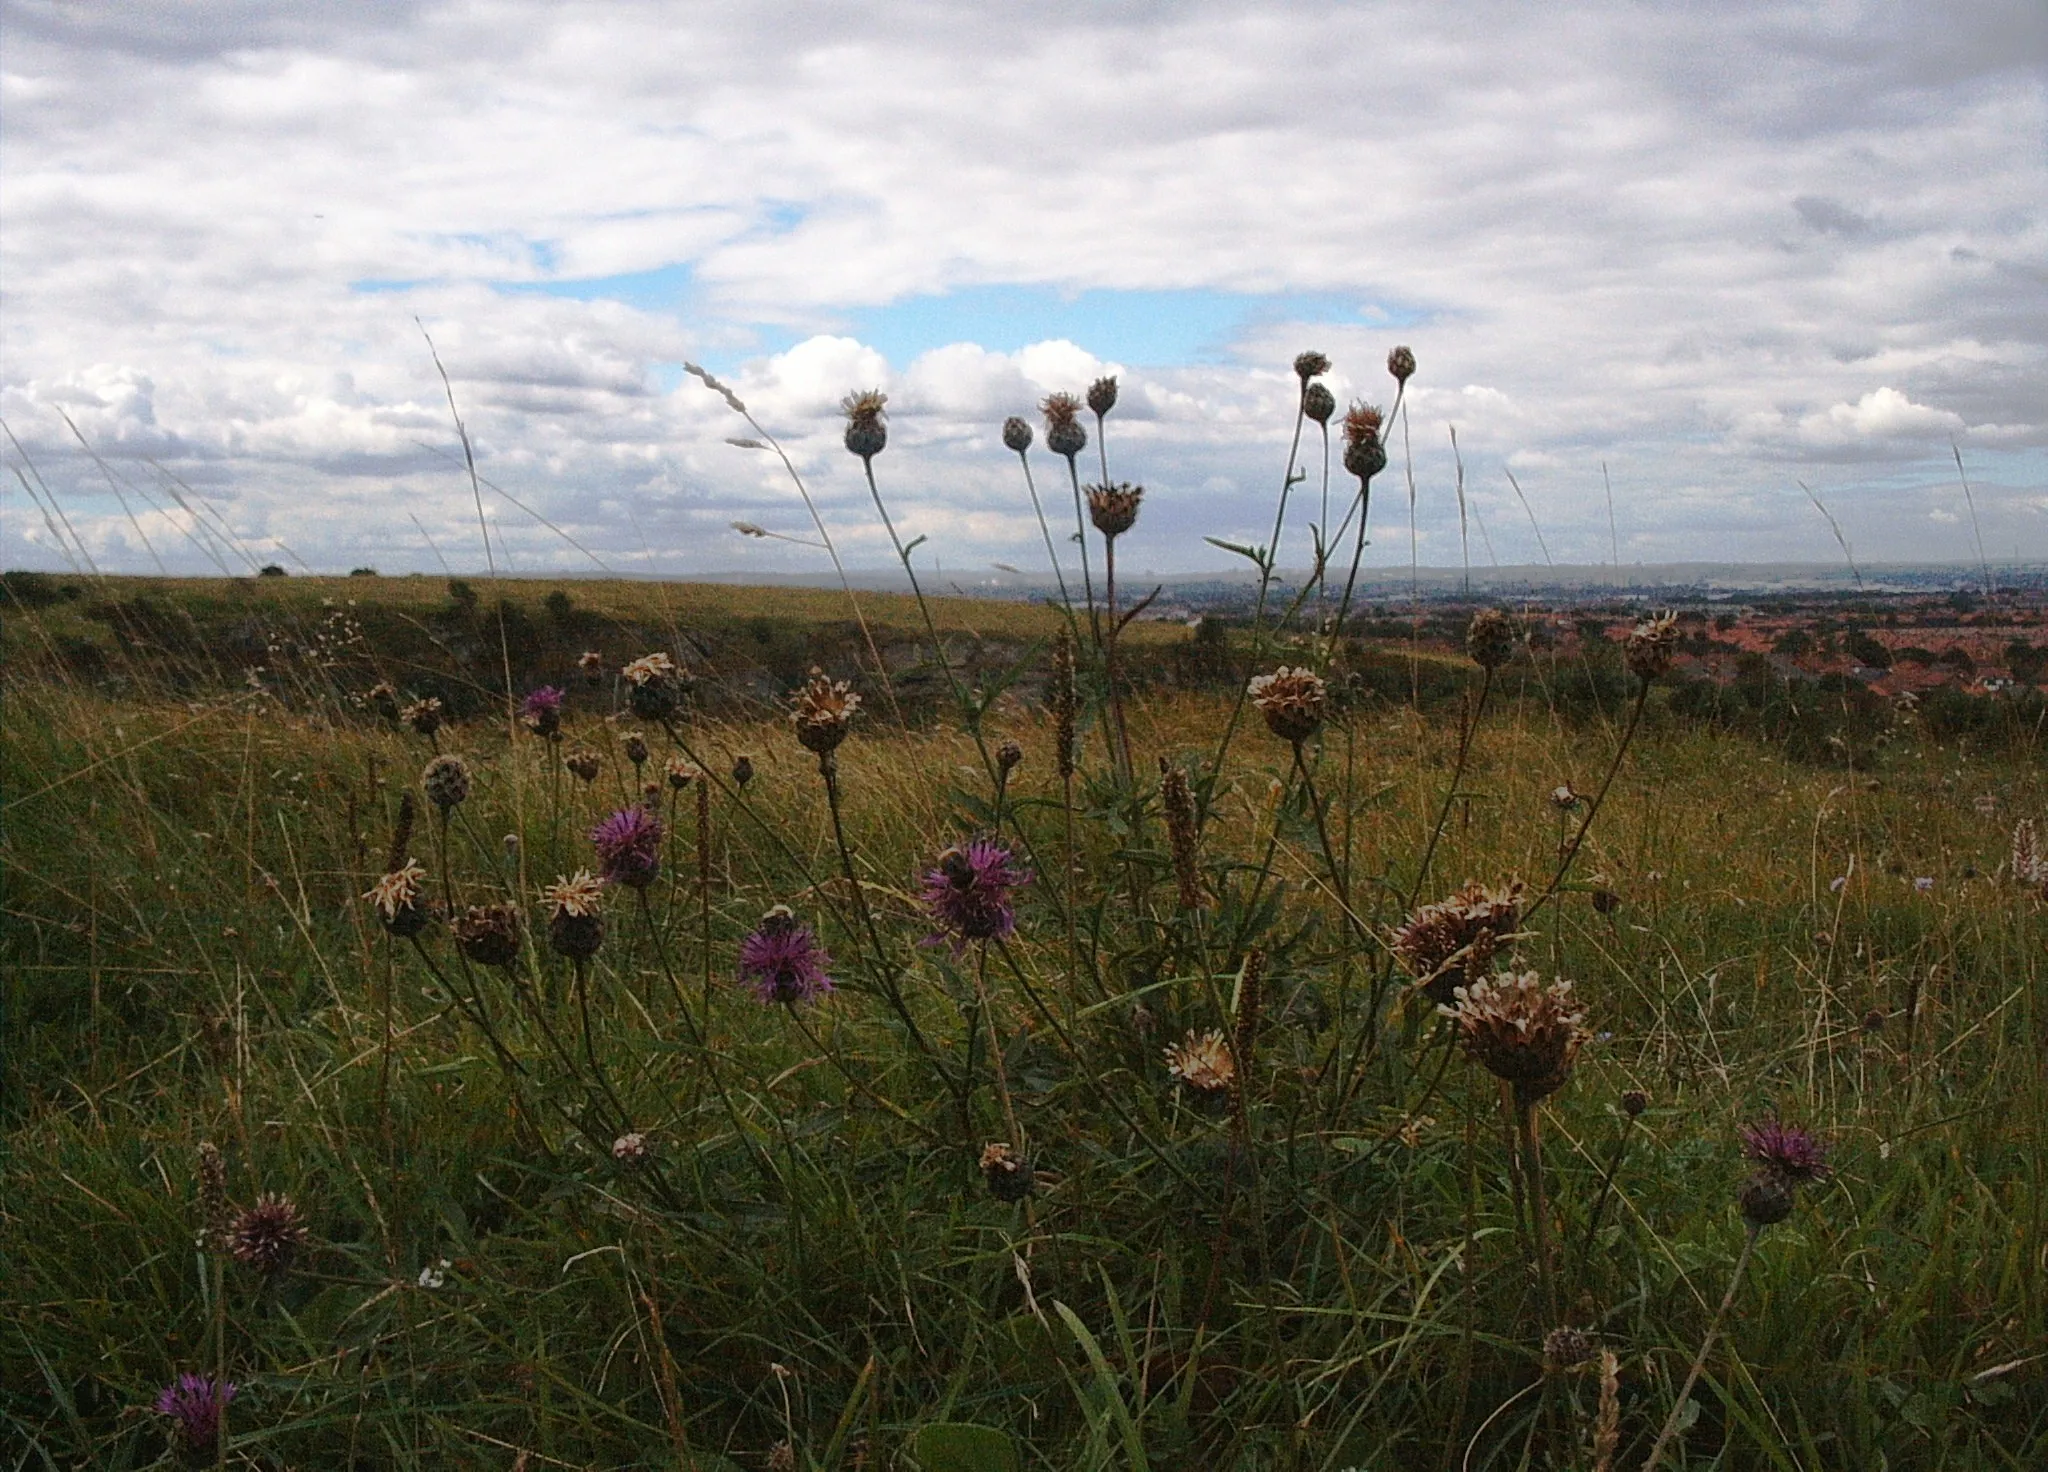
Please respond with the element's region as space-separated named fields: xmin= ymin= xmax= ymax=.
xmin=3 ymin=583 xmax=2043 ymax=1469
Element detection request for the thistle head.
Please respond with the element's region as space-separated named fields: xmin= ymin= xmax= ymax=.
xmin=623 ymin=732 xmax=649 ymax=767
xmin=565 ymin=748 xmax=602 ymax=784
xmin=996 ymin=738 xmax=1024 ymax=777
xmin=738 ymin=905 xmax=835 ymax=1006
xmin=732 ymin=754 xmax=755 ymax=789
xmin=1739 ymin=1117 xmax=1832 ymax=1185
xmin=1293 ymin=350 xmax=1331 ymax=383
xmin=1163 ymin=1029 xmax=1235 ymax=1093
xmin=421 ymin=754 xmax=470 ymax=812
xmin=401 ymin=697 xmax=443 ymax=738
xmin=1391 ymin=879 xmax=1527 ymax=1006
xmin=611 ymin=1131 xmax=650 ymax=1167
xmin=1303 ymin=383 xmax=1336 ymax=425
xmin=366 ymin=681 xmax=400 ymax=723
xmin=1247 ymin=666 xmax=1328 ymax=744
xmin=1443 ymin=970 xmax=1587 ymax=1105
xmin=541 ymin=870 xmax=606 ymax=960
xmin=1624 ymin=612 xmax=1680 ymax=683
xmin=791 ymin=668 xmax=860 ymax=756
xmin=1466 ymin=608 xmax=1517 ymax=670
xmin=519 ymin=685 xmax=565 ymax=738
xmin=922 ymin=837 xmax=1030 ymax=950
xmin=665 ymin=756 xmax=700 ymax=790
xmin=363 ymin=859 xmax=430 ymax=938
xmin=621 ymin=652 xmax=687 ymax=721
xmin=1341 ymin=401 xmax=1386 ymax=483
xmin=1087 ymin=374 xmax=1119 ymax=418
xmin=1086 ymin=481 xmax=1143 ymax=539
xmin=452 ymin=903 xmax=522 ymax=969
xmin=1040 ymin=391 xmax=1087 ymax=459
xmin=841 ymin=389 xmax=889 ymax=460
xmin=228 ymin=1192 xmax=309 ymax=1276
xmin=1002 ymin=415 xmax=1034 ymax=453
xmin=590 ymin=805 xmax=663 ymax=889
xmin=154 ymin=1373 xmax=236 ymax=1457
xmin=1387 ymin=345 xmax=1416 ymax=384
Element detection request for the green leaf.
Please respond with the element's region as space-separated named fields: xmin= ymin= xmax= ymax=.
xmin=909 ymin=1422 xmax=1020 ymax=1472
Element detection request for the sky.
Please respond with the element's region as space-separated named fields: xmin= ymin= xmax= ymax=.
xmin=2 ymin=0 xmax=2045 ymax=583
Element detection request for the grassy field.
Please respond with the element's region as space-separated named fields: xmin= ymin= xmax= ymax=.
xmin=2 ymin=572 xmax=2044 ymax=1469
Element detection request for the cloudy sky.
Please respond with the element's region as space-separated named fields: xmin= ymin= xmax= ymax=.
xmin=3 ymin=0 xmax=2044 ymax=582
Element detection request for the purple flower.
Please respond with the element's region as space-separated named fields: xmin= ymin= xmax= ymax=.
xmin=1740 ymin=1117 xmax=1832 ymax=1185
xmin=590 ymin=805 xmax=663 ymax=889
xmin=154 ymin=1372 xmax=236 ymax=1454
xmin=521 ymin=685 xmax=565 ymax=737
xmin=922 ymin=838 xmax=1030 ymax=951
xmin=738 ymin=906 xmax=835 ymax=1006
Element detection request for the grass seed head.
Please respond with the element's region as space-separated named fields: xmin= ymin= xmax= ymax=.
xmin=1158 ymin=757 xmax=1205 ymax=910
xmin=196 ymin=1141 xmax=228 ymax=1250
xmin=1050 ymin=630 xmax=1078 ymax=779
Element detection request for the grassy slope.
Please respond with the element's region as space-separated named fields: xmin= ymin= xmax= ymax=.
xmin=1 ymin=583 xmax=2044 ymax=1469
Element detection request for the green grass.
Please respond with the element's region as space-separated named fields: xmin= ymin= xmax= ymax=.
xmin=2 ymin=579 xmax=2043 ymax=1470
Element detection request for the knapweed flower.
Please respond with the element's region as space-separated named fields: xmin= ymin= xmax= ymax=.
xmin=1738 ymin=1118 xmax=1832 ymax=1185
xmin=1466 ymin=609 xmax=1517 ymax=670
xmin=791 ymin=669 xmax=860 ymax=756
xmin=622 ymin=652 xmax=676 ymax=687
xmin=1443 ymin=971 xmax=1586 ymax=1105
xmin=565 ymin=748 xmax=601 ymax=784
xmin=1248 ymin=666 xmax=1327 ymax=744
xmin=228 ymin=1193 xmax=309 ymax=1276
xmin=1040 ymin=391 xmax=1087 ymax=460
xmin=1624 ymin=612 xmax=1680 ymax=683
xmin=363 ymin=859 xmax=430 ymax=938
xmin=422 ymin=754 xmax=470 ymax=812
xmin=738 ymin=905 xmax=835 ymax=1006
xmin=922 ymin=839 xmax=1030 ymax=950
xmin=1293 ymin=350 xmax=1331 ymax=382
xmin=622 ymin=652 xmax=688 ymax=721
xmin=366 ymin=682 xmax=400 ymax=723
xmin=577 ymin=649 xmax=604 ymax=674
xmin=1086 ymin=481 xmax=1143 ymax=538
xmin=541 ymin=871 xmax=605 ymax=961
xmin=154 ymin=1373 xmax=236 ymax=1455
xmin=665 ymin=756 xmax=699 ymax=790
xmin=590 ymin=806 xmax=663 ymax=889
xmin=452 ymin=903 xmax=522 ymax=969
xmin=401 ymin=697 xmax=443 ymax=738
xmin=842 ymin=388 xmax=888 ymax=460
xmin=1164 ymin=1029 xmax=1235 ymax=1093
xmin=520 ymin=686 xmax=564 ymax=739
xmin=1387 ymin=345 xmax=1417 ymax=384
xmin=1392 ymin=880 xmax=1526 ymax=1006
xmin=1342 ymin=401 xmax=1386 ymax=482
xmin=980 ymin=1142 xmax=1034 ymax=1202
xmin=1738 ymin=1169 xmax=1795 ymax=1227
xmin=1303 ymin=382 xmax=1336 ymax=425
xmin=1002 ymin=415 xmax=1034 ymax=453
xmin=1087 ymin=374 xmax=1118 ymax=417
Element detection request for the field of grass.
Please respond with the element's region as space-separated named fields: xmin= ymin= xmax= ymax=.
xmin=3 ymin=571 xmax=2044 ymax=1470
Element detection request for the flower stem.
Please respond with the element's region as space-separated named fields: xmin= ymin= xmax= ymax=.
xmin=1641 ymin=1225 xmax=1761 ymax=1470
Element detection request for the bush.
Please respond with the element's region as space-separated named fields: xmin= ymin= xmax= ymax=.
xmin=1 ymin=571 xmax=72 ymax=608
xmin=258 ymin=564 xmax=288 ymax=577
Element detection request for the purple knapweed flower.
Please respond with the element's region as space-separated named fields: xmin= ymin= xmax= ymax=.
xmin=520 ymin=685 xmax=565 ymax=737
xmin=590 ymin=805 xmax=663 ymax=889
xmin=154 ymin=1372 xmax=237 ymax=1454
xmin=738 ymin=906 xmax=835 ymax=1006
xmin=922 ymin=838 xmax=1030 ymax=951
xmin=1740 ymin=1117 xmax=1833 ymax=1185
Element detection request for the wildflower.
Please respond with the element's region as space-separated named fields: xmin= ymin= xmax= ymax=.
xmin=453 ymin=903 xmax=522 ymax=969
xmin=1913 ymin=875 xmax=1934 ymax=893
xmin=1466 ymin=608 xmax=1517 ymax=670
xmin=622 ymin=652 xmax=676 ymax=687
xmin=1624 ymin=612 xmax=1680 ymax=683
xmin=1392 ymin=880 xmax=1526 ymax=1006
xmin=1341 ymin=401 xmax=1386 ymax=482
xmin=1737 ymin=1170 xmax=1795 ymax=1227
xmin=665 ymin=757 xmax=699 ymax=790
xmin=565 ymin=748 xmax=601 ymax=784
xmin=1303 ymin=383 xmax=1336 ymax=425
xmin=732 ymin=754 xmax=755 ymax=789
xmin=401 ymin=697 xmax=443 ymax=738
xmin=611 ymin=1132 xmax=650 ymax=1167
xmin=1002 ymin=416 xmax=1034 ymax=454
xmin=1158 ymin=757 xmax=1205 ymax=910
xmin=842 ymin=388 xmax=888 ymax=460
xmin=980 ymin=1142 xmax=1035 ymax=1202
xmin=228 ymin=1193 xmax=309 ymax=1276
xmin=1443 ymin=971 xmax=1586 ymax=1105
xmin=1387 ymin=345 xmax=1417 ymax=384
xmin=922 ymin=838 xmax=1030 ymax=950
xmin=623 ymin=732 xmax=649 ymax=768
xmin=154 ymin=1373 xmax=236 ymax=1456
xmin=1622 ymin=1088 xmax=1649 ymax=1118
xmin=791 ymin=669 xmax=860 ymax=757
xmin=1738 ymin=1118 xmax=1832 ymax=1185
xmin=590 ymin=806 xmax=663 ymax=889
xmin=422 ymin=754 xmax=469 ymax=812
xmin=996 ymin=738 xmax=1024 ymax=777
xmin=1040 ymin=391 xmax=1087 ymax=460
xmin=1247 ymin=666 xmax=1327 ymax=745
xmin=1086 ymin=481 xmax=1143 ymax=538
xmin=541 ymin=871 xmax=606 ymax=961
xmin=417 ymin=1258 xmax=449 ymax=1289
xmin=520 ymin=686 xmax=564 ymax=739
xmin=1164 ymin=1029 xmax=1235 ymax=1092
xmin=1549 ymin=783 xmax=1582 ymax=812
xmin=1087 ymin=375 xmax=1119 ymax=417
xmin=622 ymin=652 xmax=687 ymax=722
xmin=363 ymin=859 xmax=430 ymax=938
xmin=738 ymin=905 xmax=835 ymax=1006
xmin=1293 ymin=350 xmax=1331 ymax=382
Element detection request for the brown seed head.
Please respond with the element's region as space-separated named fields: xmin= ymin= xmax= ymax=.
xmin=623 ymin=733 xmax=649 ymax=767
xmin=791 ymin=668 xmax=861 ymax=755
xmin=1543 ymin=1326 xmax=1593 ymax=1372
xmin=996 ymin=738 xmax=1024 ymax=775
xmin=1443 ymin=970 xmax=1586 ymax=1104
xmin=452 ymin=902 xmax=522 ymax=970
xmin=422 ymin=754 xmax=470 ymax=811
xmin=1341 ymin=401 xmax=1387 ymax=481
xmin=1391 ymin=879 xmax=1527 ymax=1005
xmin=979 ymin=1142 xmax=1035 ymax=1202
xmin=1738 ymin=1169 xmax=1795 ymax=1227
xmin=1466 ymin=608 xmax=1517 ymax=670
xmin=1247 ymin=666 xmax=1328 ymax=744
xmin=841 ymin=389 xmax=888 ymax=460
xmin=1622 ymin=1088 xmax=1649 ymax=1117
xmin=1293 ymin=350 xmax=1331 ymax=382
xmin=665 ymin=756 xmax=699 ymax=790
xmin=732 ymin=754 xmax=755 ymax=788
xmin=1624 ymin=611 xmax=1680 ymax=683
xmin=401 ymin=697 xmax=443 ymax=738
xmin=1087 ymin=375 xmax=1118 ymax=417
xmin=1232 ymin=949 xmax=1265 ymax=1090
xmin=1041 ymin=392 xmax=1087 ymax=459
xmin=1086 ymin=481 xmax=1143 ymax=538
xmin=565 ymin=748 xmax=601 ymax=783
xmin=1303 ymin=383 xmax=1336 ymax=425
xmin=1387 ymin=345 xmax=1416 ymax=384
xmin=363 ymin=860 xmax=429 ymax=936
xmin=1158 ymin=757 xmax=1205 ymax=910
xmin=1164 ymin=1029 xmax=1235 ymax=1093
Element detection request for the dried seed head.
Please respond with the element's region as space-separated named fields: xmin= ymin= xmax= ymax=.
xmin=792 ymin=668 xmax=861 ymax=755
xmin=1543 ymin=1326 xmax=1593 ymax=1372
xmin=979 ymin=1142 xmax=1035 ymax=1202
xmin=542 ymin=871 xmax=606 ymax=960
xmin=1341 ymin=401 xmax=1387 ymax=482
xmin=1591 ymin=886 xmax=1621 ymax=916
xmin=622 ymin=651 xmax=676 ymax=687
xmin=611 ymin=1132 xmax=650 ymax=1167
xmin=1624 ymin=612 xmax=1680 ymax=683
xmin=665 ymin=756 xmax=699 ymax=790
xmin=228 ymin=1192 xmax=309 ymax=1276
xmin=1387 ymin=345 xmax=1416 ymax=384
xmin=1087 ymin=375 xmax=1119 ymax=417
xmin=402 ymin=697 xmax=443 ymax=738
xmin=732 ymin=754 xmax=755 ymax=788
xmin=1622 ymin=1088 xmax=1649 ymax=1117
xmin=996 ymin=738 xmax=1024 ymax=776
xmin=1247 ymin=666 xmax=1328 ymax=744
xmin=196 ymin=1141 xmax=229 ymax=1250
xmin=1391 ymin=879 xmax=1526 ymax=1006
xmin=1164 ymin=1029 xmax=1235 ymax=1093
xmin=1443 ymin=970 xmax=1586 ymax=1105
xmin=841 ymin=388 xmax=889 ymax=460
xmin=2011 ymin=818 xmax=2042 ymax=886
xmin=452 ymin=903 xmax=522 ymax=969
xmin=1158 ymin=757 xmax=1205 ymax=910
xmin=1086 ymin=481 xmax=1143 ymax=538
xmin=367 ymin=681 xmax=400 ymax=722
xmin=1303 ymin=383 xmax=1336 ymax=425
xmin=577 ymin=649 xmax=604 ymax=673
xmin=1860 ymin=1007 xmax=1885 ymax=1034
xmin=767 ymin=1441 xmax=797 ymax=1472
xmin=1041 ymin=391 xmax=1087 ymax=460
xmin=1232 ymin=949 xmax=1266 ymax=1090
xmin=565 ymin=748 xmax=601 ymax=783
xmin=623 ymin=733 xmax=649 ymax=767
xmin=1050 ymin=630 xmax=1078 ymax=780
xmin=1466 ymin=608 xmax=1517 ymax=670
xmin=1293 ymin=350 xmax=1331 ymax=382
xmin=422 ymin=754 xmax=470 ymax=811
xmin=363 ymin=859 xmax=430 ymax=938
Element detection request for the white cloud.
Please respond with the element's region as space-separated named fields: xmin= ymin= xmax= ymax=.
xmin=1801 ymin=386 xmax=1965 ymax=445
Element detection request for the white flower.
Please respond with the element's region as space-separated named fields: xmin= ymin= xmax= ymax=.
xmin=417 ymin=1258 xmax=450 ymax=1289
